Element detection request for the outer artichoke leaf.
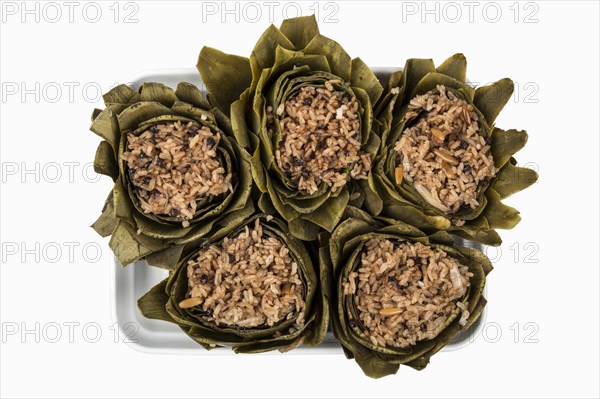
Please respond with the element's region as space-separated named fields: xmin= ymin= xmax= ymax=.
xmin=481 ymin=188 xmax=521 ymax=229
xmin=102 ymin=84 xmax=138 ymax=105
xmin=230 ymin=94 xmax=252 ymax=149
xmin=378 ymin=222 xmax=427 ymax=239
xmin=113 ymin=179 xmax=133 ymax=219
xmin=175 ymin=81 xmax=211 ymax=110
xmin=91 ymin=193 xmax=118 ymax=237
xmin=436 ymin=53 xmax=467 ymax=82
xmin=137 ymin=279 xmax=175 ymax=323
xmin=453 ymin=224 xmax=502 ymax=246
xmin=355 ymin=354 xmax=400 ymax=379
xmin=494 ymin=158 xmax=539 ymax=199
xmin=117 ymin=102 xmax=173 ymax=132
xmin=250 ymin=24 xmax=295 ymax=82
xmin=250 ymin=143 xmax=269 ymax=192
xmin=352 ymin=86 xmax=373 ymax=143
xmin=93 ymin=140 xmax=118 ymax=180
xmin=304 ymin=34 xmax=352 ymax=81
xmin=428 ymin=230 xmax=455 ymax=246
xmin=139 ymin=82 xmax=178 ymax=107
xmin=461 ymin=297 xmax=487 ymax=330
xmin=491 ymin=128 xmax=529 ymax=169
xmin=410 ymin=72 xmax=473 ymax=99
xmin=257 ymin=192 xmax=277 ymax=215
xmin=279 ymin=14 xmax=320 ymax=49
xmin=145 ymin=245 xmax=184 ymax=270
xmin=473 ymin=78 xmax=514 ymax=126
xmin=172 ymin=220 xmax=217 ymax=245
xmin=169 ymin=101 xmax=215 ymax=125
xmin=271 ymin=49 xmax=331 ymax=79
xmin=197 ymin=46 xmax=252 ymax=116
xmin=109 ymin=221 xmax=168 ymax=266
xmin=351 ymin=58 xmax=384 ymax=105
xmin=302 ymin=187 xmax=350 ymax=232
xmin=89 ymin=105 xmax=126 ymax=152
xmin=403 ymin=58 xmax=436 ymax=99
xmin=358 ymin=174 xmax=383 ymax=215
xmin=288 ymin=218 xmax=320 ymax=241
xmin=304 ymin=294 xmax=329 ymax=346
xmin=132 ymin=213 xmax=192 ymax=239
xmin=330 ymin=219 xmax=373 ymax=269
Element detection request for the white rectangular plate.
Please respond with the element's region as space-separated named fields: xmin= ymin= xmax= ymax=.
xmin=112 ymin=68 xmax=486 ymax=354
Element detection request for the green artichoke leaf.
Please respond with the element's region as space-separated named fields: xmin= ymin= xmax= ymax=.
xmin=138 ymin=278 xmax=176 ymax=323
xmin=491 ymin=128 xmax=529 ymax=169
xmin=250 ymin=24 xmax=295 ymax=83
xmin=197 ymin=46 xmax=252 ymax=116
xmin=301 ymin=186 xmax=350 ymax=232
xmin=116 ymin=102 xmax=173 ymax=133
xmin=304 ymin=34 xmax=352 ymax=81
xmin=89 ymin=104 xmax=126 ymax=154
xmin=351 ymin=58 xmax=384 ymax=106
xmin=113 ymin=179 xmax=133 ymax=220
xmin=175 ymin=81 xmax=212 ymax=110
xmin=473 ymin=78 xmax=514 ymax=126
xmin=355 ymin=353 xmax=401 ymax=379
xmin=103 ymin=84 xmax=138 ymax=105
xmin=109 ymin=220 xmax=169 ymax=267
xmin=357 ymin=173 xmax=383 ymax=216
xmin=145 ymin=245 xmax=184 ymax=270
xmin=493 ymin=158 xmax=538 ymax=199
xmin=403 ymin=58 xmax=436 ymax=99
xmin=288 ymin=218 xmax=320 ymax=241
xmin=91 ymin=192 xmax=118 ymax=238
xmin=279 ymin=14 xmax=320 ymax=49
xmin=93 ymin=140 xmax=118 ymax=180
xmin=410 ymin=72 xmax=474 ymax=100
xmin=230 ymin=92 xmax=252 ymax=149
xmin=479 ymin=188 xmax=521 ymax=229
xmin=436 ymin=53 xmax=467 ymax=82
xmin=139 ymin=82 xmax=179 ymax=107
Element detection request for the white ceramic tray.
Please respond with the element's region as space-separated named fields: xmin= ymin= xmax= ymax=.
xmin=111 ymin=69 xmax=487 ymax=354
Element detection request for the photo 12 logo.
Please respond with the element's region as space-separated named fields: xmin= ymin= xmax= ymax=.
xmin=200 ymin=1 xmax=340 ymax=23
xmin=400 ymin=1 xmax=540 ymax=24
xmin=1 ymin=322 xmax=140 ymax=344
xmin=0 ymin=1 xmax=140 ymax=24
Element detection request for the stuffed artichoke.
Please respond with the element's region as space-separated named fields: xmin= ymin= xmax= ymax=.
xmin=365 ymin=54 xmax=538 ymax=245
xmin=90 ymin=82 xmax=253 ymax=267
xmin=320 ymin=209 xmax=491 ymax=378
xmin=197 ymin=15 xmax=383 ymax=240
xmin=138 ymin=214 xmax=328 ymax=353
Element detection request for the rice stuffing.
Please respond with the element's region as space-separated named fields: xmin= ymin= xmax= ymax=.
xmin=343 ymin=239 xmax=472 ymax=348
xmin=183 ymin=219 xmax=306 ymax=330
xmin=123 ymin=121 xmax=232 ymax=227
xmin=395 ymin=85 xmax=496 ymax=216
xmin=270 ymin=80 xmax=370 ymax=195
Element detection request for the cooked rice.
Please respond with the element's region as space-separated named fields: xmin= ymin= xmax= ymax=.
xmin=270 ymin=80 xmax=370 ymax=195
xmin=395 ymin=85 xmax=496 ymax=216
xmin=123 ymin=121 xmax=232 ymax=227
xmin=184 ymin=219 xmax=305 ymax=330
xmin=343 ymin=239 xmax=472 ymax=348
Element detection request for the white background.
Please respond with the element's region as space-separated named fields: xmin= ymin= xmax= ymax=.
xmin=1 ymin=1 xmax=598 ymax=398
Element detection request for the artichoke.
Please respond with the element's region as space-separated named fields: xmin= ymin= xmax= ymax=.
xmin=364 ymin=54 xmax=538 ymax=245
xmin=90 ymin=82 xmax=253 ymax=267
xmin=320 ymin=208 xmax=492 ymax=378
xmin=138 ymin=214 xmax=328 ymax=353
xmin=197 ymin=15 xmax=383 ymax=240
